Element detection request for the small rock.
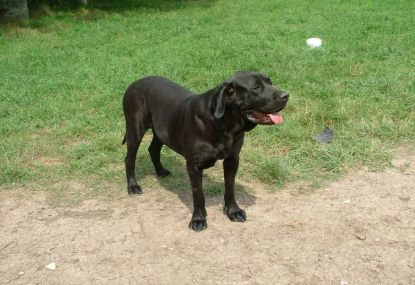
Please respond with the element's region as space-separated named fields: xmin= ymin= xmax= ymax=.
xmin=18 ymin=271 xmax=24 ymax=276
xmin=340 ymin=280 xmax=348 ymax=285
xmin=130 ymin=224 xmax=142 ymax=234
xmin=357 ymin=234 xmax=366 ymax=241
xmin=342 ymin=199 xmax=351 ymax=204
xmin=398 ymin=196 xmax=411 ymax=202
xmin=45 ymin=262 xmax=56 ymax=270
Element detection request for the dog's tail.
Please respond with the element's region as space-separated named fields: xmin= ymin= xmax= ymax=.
xmin=122 ymin=135 xmax=126 ymax=145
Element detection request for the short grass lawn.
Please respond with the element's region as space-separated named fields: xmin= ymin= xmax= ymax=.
xmin=1 ymin=0 xmax=414 ymax=203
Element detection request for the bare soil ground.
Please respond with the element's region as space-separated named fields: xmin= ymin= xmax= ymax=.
xmin=1 ymin=149 xmax=414 ymax=285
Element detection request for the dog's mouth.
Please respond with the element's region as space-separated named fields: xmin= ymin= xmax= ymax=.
xmin=245 ymin=111 xmax=284 ymax=125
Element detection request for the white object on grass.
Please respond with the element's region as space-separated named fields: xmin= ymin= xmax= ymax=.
xmin=306 ymin=38 xmax=322 ymax=48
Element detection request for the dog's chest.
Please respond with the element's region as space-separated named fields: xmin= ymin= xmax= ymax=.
xmin=215 ymin=135 xmax=233 ymax=159
xmin=194 ymin=135 xmax=234 ymax=169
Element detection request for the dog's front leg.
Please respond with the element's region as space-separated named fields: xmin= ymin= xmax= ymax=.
xmin=223 ymin=155 xmax=246 ymax=222
xmin=186 ymin=161 xmax=207 ymax=231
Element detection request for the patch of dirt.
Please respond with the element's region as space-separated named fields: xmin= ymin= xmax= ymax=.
xmin=35 ymin=156 xmax=65 ymax=167
xmin=1 ymin=150 xmax=414 ymax=284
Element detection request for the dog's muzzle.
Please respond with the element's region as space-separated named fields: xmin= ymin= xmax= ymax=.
xmin=245 ymin=111 xmax=284 ymax=125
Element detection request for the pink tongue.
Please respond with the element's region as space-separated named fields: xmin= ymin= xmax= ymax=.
xmin=267 ymin=113 xmax=283 ymax=124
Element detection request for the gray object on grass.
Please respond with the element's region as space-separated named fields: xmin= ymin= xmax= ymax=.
xmin=315 ymin=127 xmax=334 ymax=143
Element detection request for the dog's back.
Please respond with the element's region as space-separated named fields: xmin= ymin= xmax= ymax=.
xmin=122 ymin=76 xmax=194 ymax=146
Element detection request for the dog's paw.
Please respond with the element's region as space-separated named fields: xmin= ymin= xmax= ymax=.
xmin=156 ymin=168 xmax=171 ymax=177
xmin=128 ymin=185 xmax=143 ymax=195
xmin=189 ymin=218 xmax=208 ymax=232
xmin=225 ymin=207 xmax=247 ymax=222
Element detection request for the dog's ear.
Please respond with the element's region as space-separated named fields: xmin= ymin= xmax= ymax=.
xmin=214 ymin=81 xmax=234 ymax=119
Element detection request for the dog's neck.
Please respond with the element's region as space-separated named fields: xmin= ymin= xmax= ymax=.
xmin=196 ymin=86 xmax=256 ymax=136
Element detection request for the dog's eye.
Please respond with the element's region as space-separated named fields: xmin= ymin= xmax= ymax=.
xmin=253 ymin=84 xmax=261 ymax=90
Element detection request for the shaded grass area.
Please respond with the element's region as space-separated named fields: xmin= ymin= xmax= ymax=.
xmin=1 ymin=0 xmax=414 ymax=201
xmin=28 ymin=0 xmax=216 ymax=12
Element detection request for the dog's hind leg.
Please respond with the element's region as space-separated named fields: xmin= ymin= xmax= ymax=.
xmin=124 ymin=118 xmax=148 ymax=195
xmin=148 ymin=132 xmax=171 ymax=177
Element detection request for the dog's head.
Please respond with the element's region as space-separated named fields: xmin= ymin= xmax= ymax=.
xmin=214 ymin=71 xmax=289 ymax=125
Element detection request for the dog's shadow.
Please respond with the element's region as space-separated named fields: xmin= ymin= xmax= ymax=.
xmin=136 ymin=148 xmax=257 ymax=211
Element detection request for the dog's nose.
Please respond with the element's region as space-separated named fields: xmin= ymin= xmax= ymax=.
xmin=279 ymin=92 xmax=289 ymax=101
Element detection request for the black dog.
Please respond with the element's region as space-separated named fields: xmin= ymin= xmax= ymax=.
xmin=122 ymin=71 xmax=288 ymax=231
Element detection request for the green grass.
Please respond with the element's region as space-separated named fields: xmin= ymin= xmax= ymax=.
xmin=1 ymin=0 xmax=414 ymax=199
